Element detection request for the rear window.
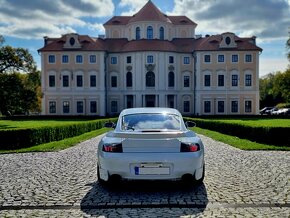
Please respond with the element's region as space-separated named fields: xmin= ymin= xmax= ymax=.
xmin=122 ymin=113 xmax=181 ymax=131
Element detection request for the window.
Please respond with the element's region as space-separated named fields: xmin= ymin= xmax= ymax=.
xmin=204 ymin=55 xmax=211 ymax=63
xmin=245 ymin=74 xmax=252 ymax=86
xmin=90 ymin=101 xmax=97 ymax=113
xmin=89 ymin=55 xmax=96 ymax=63
xmin=76 ymin=75 xmax=83 ymax=87
xmin=218 ymin=75 xmax=224 ymax=87
xmin=204 ymin=75 xmax=211 ymax=87
xmin=76 ymin=55 xmax=83 ymax=63
xmin=184 ymin=75 xmax=190 ymax=87
xmin=245 ymin=54 xmax=252 ymax=63
xmin=147 ymin=26 xmax=153 ymax=39
xmin=77 ymin=101 xmax=83 ymax=113
xmin=111 ymin=57 xmax=117 ymax=64
xmin=159 ymin=27 xmax=164 ymax=40
xmin=49 ymin=101 xmax=56 ymax=113
xmin=63 ymin=75 xmax=69 ymax=87
xmin=111 ymin=101 xmax=118 ymax=113
xmin=231 ymin=101 xmax=238 ymax=113
xmin=184 ymin=101 xmax=190 ymax=113
xmin=48 ymin=55 xmax=55 ymax=63
xmin=127 ymin=56 xmax=131 ymax=64
xmin=49 ymin=75 xmax=55 ymax=87
xmin=62 ymin=55 xmax=69 ymax=63
xmin=111 ymin=76 xmax=117 ymax=87
xmin=136 ymin=27 xmax=141 ymax=40
xmin=218 ymin=101 xmax=224 ymax=113
xmin=232 ymin=75 xmax=238 ymax=86
xmin=225 ymin=37 xmax=231 ymax=45
xmin=167 ymin=95 xmax=174 ymax=108
xmin=126 ymin=95 xmax=134 ymax=108
xmin=146 ymin=71 xmax=155 ymax=87
xmin=169 ymin=56 xmax=174 ymax=64
xmin=70 ymin=37 xmax=75 ymax=46
xmin=204 ymin=101 xmax=211 ymax=113
xmin=63 ymin=101 xmax=70 ymax=113
xmin=147 ymin=55 xmax=153 ymax=63
xmin=218 ymin=54 xmax=224 ymax=63
xmin=184 ymin=57 xmax=190 ymax=64
xmin=232 ymin=54 xmax=238 ymax=63
xmin=90 ymin=75 xmax=96 ymax=87
xmin=168 ymin=72 xmax=175 ymax=87
xmin=245 ymin=100 xmax=252 ymax=113
xmin=126 ymin=72 xmax=132 ymax=87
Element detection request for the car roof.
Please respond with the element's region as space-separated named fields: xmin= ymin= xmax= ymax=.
xmin=120 ymin=107 xmax=181 ymax=116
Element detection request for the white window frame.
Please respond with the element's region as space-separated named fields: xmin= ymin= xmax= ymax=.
xmin=217 ymin=54 xmax=225 ymax=63
xmin=75 ymin=55 xmax=83 ymax=64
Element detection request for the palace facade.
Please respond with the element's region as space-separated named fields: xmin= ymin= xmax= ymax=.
xmin=39 ymin=1 xmax=262 ymax=116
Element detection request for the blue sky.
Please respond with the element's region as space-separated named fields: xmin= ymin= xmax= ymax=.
xmin=1 ymin=0 xmax=289 ymax=77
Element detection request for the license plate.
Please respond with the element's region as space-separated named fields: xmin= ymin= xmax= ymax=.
xmin=134 ymin=166 xmax=170 ymax=175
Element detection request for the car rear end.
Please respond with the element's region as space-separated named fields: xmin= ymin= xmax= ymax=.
xmin=98 ymin=132 xmax=204 ymax=182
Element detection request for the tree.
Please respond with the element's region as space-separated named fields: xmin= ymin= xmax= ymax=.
xmin=260 ymin=69 xmax=290 ymax=108
xmin=0 ymin=72 xmax=41 ymax=115
xmin=0 ymin=46 xmax=36 ymax=73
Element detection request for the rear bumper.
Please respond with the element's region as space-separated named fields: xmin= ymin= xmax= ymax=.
xmin=98 ymin=152 xmax=204 ymax=181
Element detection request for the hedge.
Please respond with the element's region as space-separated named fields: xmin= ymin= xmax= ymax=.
xmin=0 ymin=118 xmax=117 ymax=150
xmin=187 ymin=118 xmax=290 ymax=147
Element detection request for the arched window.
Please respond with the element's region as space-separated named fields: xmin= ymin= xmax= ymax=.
xmin=168 ymin=72 xmax=175 ymax=87
xmin=136 ymin=27 xmax=140 ymax=40
xmin=147 ymin=26 xmax=153 ymax=39
xmin=146 ymin=71 xmax=155 ymax=87
xmin=159 ymin=27 xmax=164 ymax=40
xmin=126 ymin=72 xmax=132 ymax=87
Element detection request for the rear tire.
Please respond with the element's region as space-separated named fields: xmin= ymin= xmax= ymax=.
xmin=97 ymin=165 xmax=106 ymax=186
xmin=194 ymin=164 xmax=205 ymax=185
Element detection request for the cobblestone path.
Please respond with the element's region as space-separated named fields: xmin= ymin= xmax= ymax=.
xmin=0 ymin=134 xmax=289 ymax=217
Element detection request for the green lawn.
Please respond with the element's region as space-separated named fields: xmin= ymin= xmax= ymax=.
xmin=203 ymin=118 xmax=290 ymax=127
xmin=0 ymin=119 xmax=94 ymax=130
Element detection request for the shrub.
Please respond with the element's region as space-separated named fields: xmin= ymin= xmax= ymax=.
xmin=187 ymin=118 xmax=290 ymax=147
xmin=0 ymin=118 xmax=117 ymax=150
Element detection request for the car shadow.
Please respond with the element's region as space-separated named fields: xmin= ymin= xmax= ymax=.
xmin=81 ymin=180 xmax=208 ymax=217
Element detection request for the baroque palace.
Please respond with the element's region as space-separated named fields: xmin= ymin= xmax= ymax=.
xmin=39 ymin=1 xmax=262 ymax=116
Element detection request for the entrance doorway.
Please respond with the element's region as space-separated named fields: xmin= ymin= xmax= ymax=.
xmin=145 ymin=95 xmax=156 ymax=107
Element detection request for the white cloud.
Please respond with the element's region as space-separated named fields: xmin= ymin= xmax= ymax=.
xmin=119 ymin=0 xmax=148 ymax=15
xmin=0 ymin=0 xmax=114 ymax=39
xmin=260 ymin=58 xmax=289 ymax=77
xmin=171 ymin=0 xmax=290 ymax=41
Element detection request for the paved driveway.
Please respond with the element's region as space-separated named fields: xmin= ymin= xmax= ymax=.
xmin=0 ymin=134 xmax=289 ymax=217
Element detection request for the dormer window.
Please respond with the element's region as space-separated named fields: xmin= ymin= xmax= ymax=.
xmin=220 ymin=33 xmax=237 ymax=48
xmin=147 ymin=26 xmax=153 ymax=39
xmin=63 ymin=34 xmax=81 ymax=49
xmin=136 ymin=27 xmax=141 ymax=40
xmin=69 ymin=37 xmax=75 ymax=46
xmin=225 ymin=37 xmax=231 ymax=45
xmin=159 ymin=27 xmax=164 ymax=40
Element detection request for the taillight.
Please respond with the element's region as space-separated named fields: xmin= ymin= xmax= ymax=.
xmin=180 ymin=143 xmax=200 ymax=152
xmin=102 ymin=143 xmax=123 ymax=153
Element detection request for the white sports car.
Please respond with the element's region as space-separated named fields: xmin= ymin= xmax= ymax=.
xmin=97 ymin=107 xmax=205 ymax=185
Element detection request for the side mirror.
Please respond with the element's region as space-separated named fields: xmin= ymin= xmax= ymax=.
xmin=104 ymin=122 xmax=116 ymax=128
xmin=185 ymin=121 xmax=196 ymax=128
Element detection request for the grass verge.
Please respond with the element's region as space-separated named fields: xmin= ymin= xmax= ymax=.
xmin=0 ymin=128 xmax=109 ymax=154
xmin=193 ymin=127 xmax=290 ymax=151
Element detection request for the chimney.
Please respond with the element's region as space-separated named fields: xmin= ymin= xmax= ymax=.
xmin=44 ymin=36 xmax=48 ymax=46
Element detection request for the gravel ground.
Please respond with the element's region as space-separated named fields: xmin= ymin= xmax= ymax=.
xmin=0 ymin=134 xmax=289 ymax=217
